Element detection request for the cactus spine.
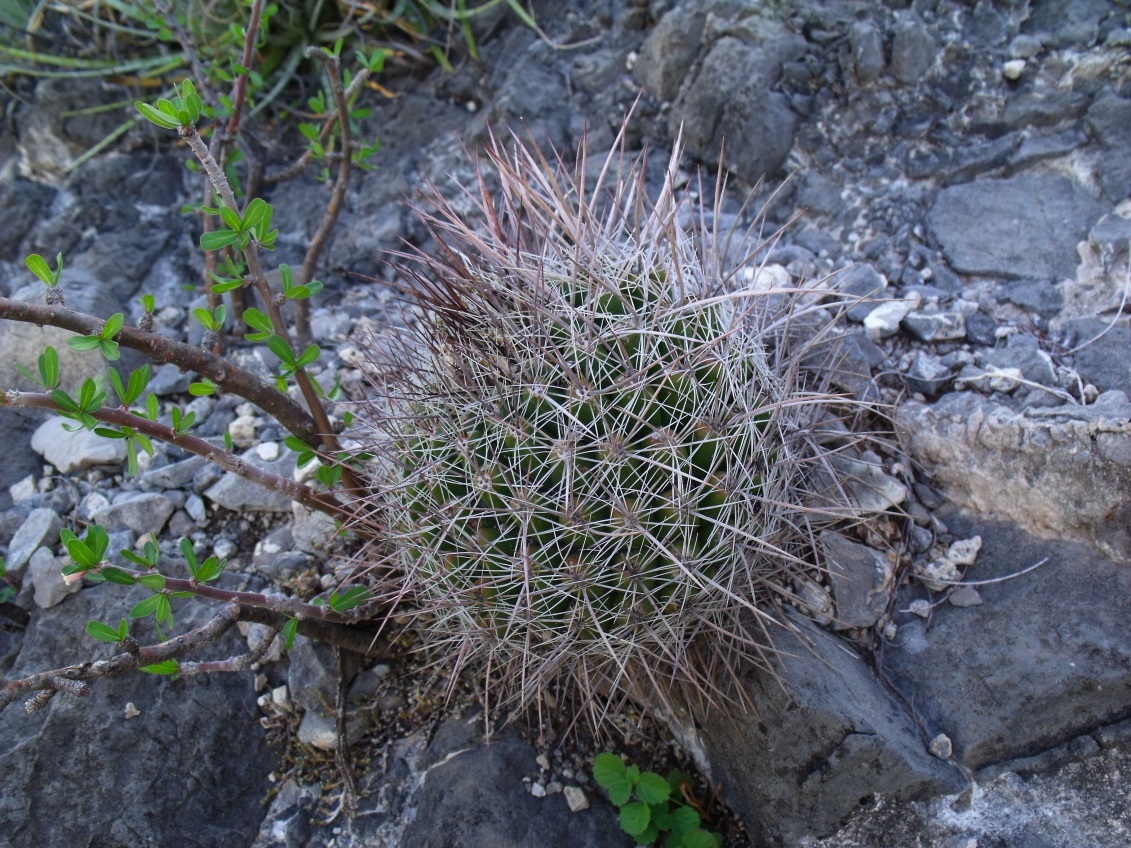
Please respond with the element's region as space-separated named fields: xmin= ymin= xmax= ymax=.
xmin=361 ymin=132 xmax=851 ymax=714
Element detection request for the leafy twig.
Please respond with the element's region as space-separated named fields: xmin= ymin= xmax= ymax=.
xmin=0 ymin=296 xmax=323 ymax=446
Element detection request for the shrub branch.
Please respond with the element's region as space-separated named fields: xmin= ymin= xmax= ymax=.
xmin=0 ymin=296 xmax=322 ymax=446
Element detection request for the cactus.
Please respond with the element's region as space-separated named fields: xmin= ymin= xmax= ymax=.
xmin=358 ymin=131 xmax=857 ymax=715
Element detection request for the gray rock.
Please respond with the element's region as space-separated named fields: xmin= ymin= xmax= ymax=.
xmin=1010 ymin=126 xmax=1089 ymax=169
xmin=402 ymin=734 xmax=631 ymax=848
xmin=848 ymin=20 xmax=885 ymax=84
xmin=885 ymin=513 xmax=1131 ymax=769
xmin=670 ymin=37 xmax=800 ymax=184
xmin=964 ymin=312 xmax=1000 ymax=347
xmin=1085 ymin=92 xmax=1131 ymax=204
xmin=291 ymin=504 xmax=339 ymax=557
xmin=967 ymin=0 xmax=1015 ymax=46
xmin=835 ymin=264 xmax=888 ymax=322
xmin=1000 ymin=279 xmax=1063 ymax=318
xmin=829 ymin=453 xmax=908 ymax=514
xmin=141 ymin=454 xmax=206 ymax=490
xmin=0 ymin=408 xmax=42 ymax=512
xmin=1025 ymin=0 xmax=1110 ymax=47
xmin=822 ymin=533 xmax=893 ymax=629
xmin=5 ymin=507 xmax=62 ymax=575
xmin=147 ymin=363 xmax=195 ymax=396
xmin=896 ymin=391 xmax=1131 ymax=560
xmin=0 ymin=178 xmax=56 ymax=261
xmin=906 ymin=351 xmax=955 ymax=397
xmin=0 ymin=582 xmax=274 ymax=846
xmin=287 ymin=636 xmax=338 ymax=715
xmin=203 ymin=447 xmax=296 ymax=512
xmin=890 ymin=14 xmax=936 ymax=84
xmin=89 ymin=492 xmax=174 ymax=535
xmin=928 ymin=175 xmax=1109 ymax=281
xmin=981 ymin=335 xmax=1057 ymax=386
xmin=809 ymin=743 xmax=1131 ymax=848
xmin=816 ymin=330 xmax=885 ymax=403
xmin=632 ymin=6 xmax=705 ymax=102
xmin=902 ymin=311 xmax=967 ymax=343
xmin=30 ymin=417 xmax=127 ymax=473
xmin=700 ymin=613 xmax=966 ymax=846
xmin=28 ymin=546 xmax=79 ymax=608
xmin=1069 ymin=319 xmax=1131 ymax=395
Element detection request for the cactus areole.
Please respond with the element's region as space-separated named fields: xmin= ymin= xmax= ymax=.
xmin=362 ymin=132 xmax=851 ymax=714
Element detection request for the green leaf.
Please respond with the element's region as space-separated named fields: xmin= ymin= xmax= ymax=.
xmin=282 ymin=617 xmax=298 ymax=650
xmin=126 ymin=367 xmax=150 ymax=405
xmin=140 ymin=294 xmax=155 ymax=313
xmin=666 ymin=806 xmax=700 ymax=836
xmin=136 ymin=101 xmax=181 ymax=129
xmin=619 ymin=802 xmax=651 ymax=837
xmin=129 ymin=594 xmax=162 ymax=618
xmin=294 ymin=344 xmax=320 ymax=369
xmin=139 ymin=660 xmax=179 ymax=674
xmin=267 ymin=335 xmax=295 ymax=366
xmin=188 ymin=380 xmax=217 ymax=396
xmin=200 ymin=230 xmax=241 ymax=251
xmin=100 ymin=566 xmax=138 ymax=585
xmin=194 ymin=556 xmax=224 ymax=583
xmin=99 ymin=339 xmax=121 ymax=361
xmin=101 ymin=313 xmax=124 ymax=340
xmin=179 ymin=537 xmax=198 ymax=570
xmin=594 ymin=753 xmax=627 ymax=788
xmin=138 ymin=573 xmax=166 ymax=590
xmin=67 ymin=336 xmax=102 ymax=352
xmin=218 ymin=205 xmax=242 ymax=232
xmin=242 ymin=197 xmax=270 ymax=231
xmin=145 ymin=393 xmax=159 ymax=420
xmin=108 ymin=369 xmax=127 ymax=405
xmin=155 ymin=594 xmax=172 ymax=625
xmin=25 ymin=253 xmax=54 ymax=285
xmin=87 ymin=620 xmax=124 ymax=642
xmin=679 ymin=829 xmax=720 ymax=848
xmin=635 ymin=772 xmax=671 ymax=805
xmin=210 ymin=276 xmax=243 ymax=294
xmin=329 ymin=586 xmax=369 ymax=612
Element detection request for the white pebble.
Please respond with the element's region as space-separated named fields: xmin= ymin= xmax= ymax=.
xmin=530 ymin=782 xmax=547 ymax=798
xmin=1002 ymin=59 xmax=1025 ymax=80
xmin=256 ymin=441 xmax=280 ymax=461
xmin=563 ymin=786 xmax=589 ymax=812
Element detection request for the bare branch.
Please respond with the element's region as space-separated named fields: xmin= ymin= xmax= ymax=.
xmin=1 ymin=604 xmax=242 ymax=714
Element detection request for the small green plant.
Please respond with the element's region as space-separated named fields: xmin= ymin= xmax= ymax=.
xmin=0 ymin=557 xmax=16 ymax=604
xmin=593 ymin=753 xmax=721 ymax=847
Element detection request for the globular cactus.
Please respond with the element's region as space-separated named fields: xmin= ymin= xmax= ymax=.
xmin=358 ymin=129 xmax=855 ymax=716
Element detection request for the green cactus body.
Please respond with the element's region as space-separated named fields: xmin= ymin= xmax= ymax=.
xmin=367 ymin=133 xmax=851 ymax=714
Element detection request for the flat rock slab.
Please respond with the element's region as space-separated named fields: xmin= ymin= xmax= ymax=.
xmin=204 ymin=448 xmax=297 ymax=512
xmin=31 ymin=416 xmax=126 ymax=473
xmin=0 ymin=583 xmax=274 ymax=846
xmin=928 ymin=174 xmax=1108 ymax=280
xmin=403 ymin=734 xmax=630 ymax=848
xmin=883 ymin=512 xmax=1131 ymax=770
xmin=700 ymin=613 xmax=965 ymax=846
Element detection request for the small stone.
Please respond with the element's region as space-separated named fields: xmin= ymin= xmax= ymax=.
xmin=906 ymin=352 xmax=954 ymax=398
xmin=1002 ymin=59 xmax=1026 ymax=80
xmin=536 ymin=753 xmax=551 ymax=770
xmin=29 ymin=547 xmax=80 ymax=608
xmin=928 ymin=734 xmax=953 ymax=760
xmin=205 ymin=449 xmax=297 ymax=512
xmin=949 ymin=586 xmax=984 ymax=608
xmin=902 ymin=311 xmax=967 ymax=343
xmin=31 ymin=417 xmax=127 ymax=473
xmin=271 ymin=685 xmax=293 ymax=712
xmin=530 ymin=782 xmax=547 ymax=798
xmin=256 ymin=441 xmax=280 ymax=461
xmin=563 ymin=786 xmax=589 ymax=812
xmin=213 ymin=538 xmax=238 ymax=560
xmin=90 ymin=493 xmax=174 ymax=535
xmin=296 ymin=710 xmax=338 ymax=750
xmin=9 ymin=475 xmax=37 ymax=505
xmin=124 ymin=702 xmax=141 ymax=720
xmin=291 ymin=506 xmax=339 ymax=556
xmin=185 ymin=494 xmax=207 ymax=524
xmin=6 ymin=508 xmax=63 ymax=575
xmin=545 ymin=781 xmax=563 ymax=795
xmin=863 ymin=295 xmax=920 ymax=341
xmin=907 ymin=599 xmax=932 ymax=618
xmin=228 ymin=415 xmax=257 ymax=444
xmin=883 ymin=621 xmax=899 ymax=641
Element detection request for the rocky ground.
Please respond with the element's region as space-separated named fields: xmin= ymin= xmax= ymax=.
xmin=1 ymin=0 xmax=1130 ymax=846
